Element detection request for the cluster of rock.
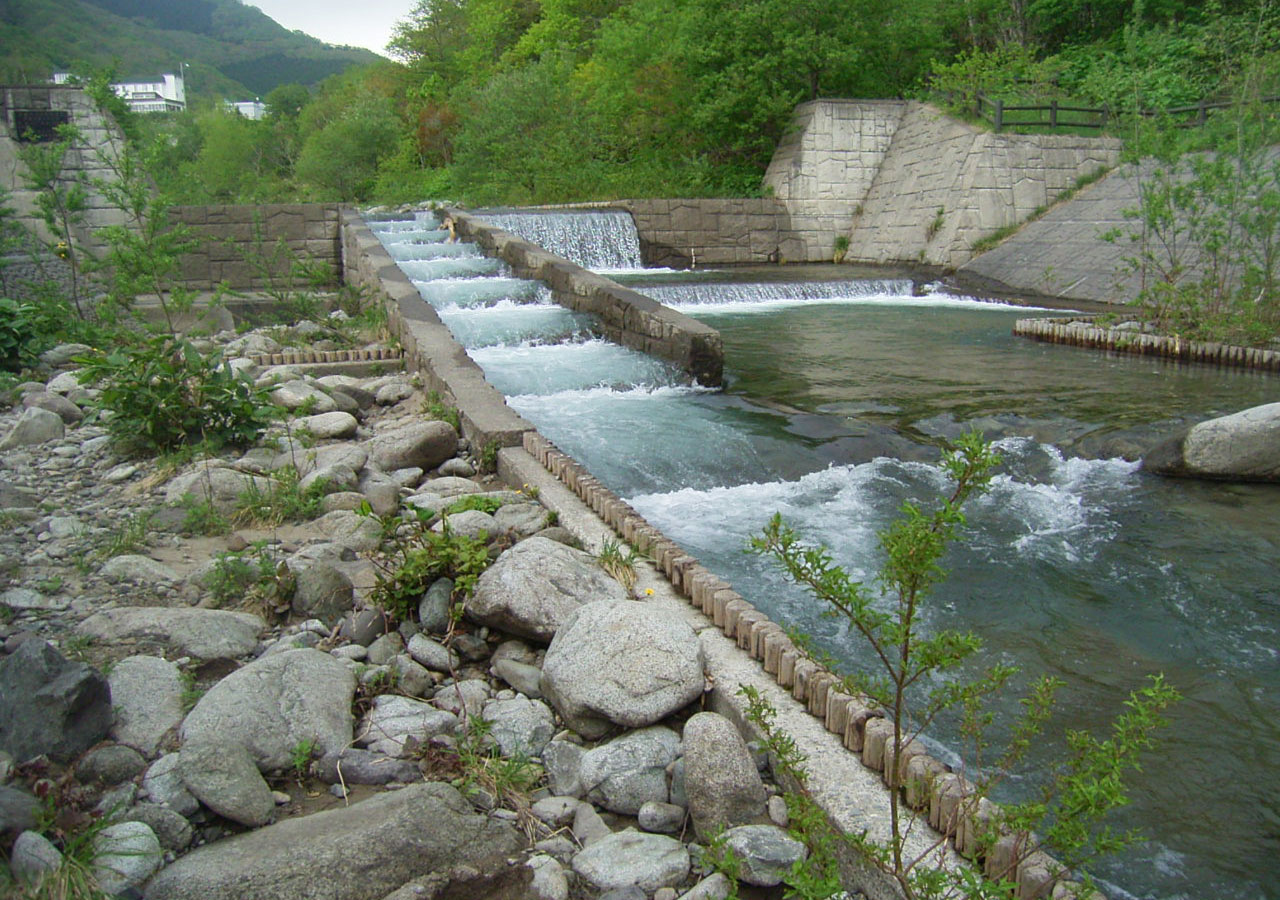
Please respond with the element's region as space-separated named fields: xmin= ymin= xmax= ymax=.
xmin=0 ymin=325 xmax=812 ymax=900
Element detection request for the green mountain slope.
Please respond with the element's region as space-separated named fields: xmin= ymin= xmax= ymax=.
xmin=0 ymin=0 xmax=382 ymax=98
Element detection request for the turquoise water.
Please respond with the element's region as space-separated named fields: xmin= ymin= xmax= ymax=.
xmin=373 ymin=211 xmax=1280 ymax=900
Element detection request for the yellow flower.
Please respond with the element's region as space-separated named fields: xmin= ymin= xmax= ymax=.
xmin=644 ymin=588 xmax=655 ymax=596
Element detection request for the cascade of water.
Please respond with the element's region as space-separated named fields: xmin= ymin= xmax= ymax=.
xmin=476 ymin=209 xmax=644 ymax=271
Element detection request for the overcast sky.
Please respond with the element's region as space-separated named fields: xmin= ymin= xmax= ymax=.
xmin=247 ymin=0 xmax=416 ymax=57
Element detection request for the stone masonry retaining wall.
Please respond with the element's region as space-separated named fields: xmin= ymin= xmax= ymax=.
xmin=170 ymin=203 xmax=343 ymax=291
xmin=0 ymin=85 xmax=130 ymax=250
xmin=446 ymin=208 xmax=725 ymax=386
xmin=616 ymin=198 xmax=789 ymax=267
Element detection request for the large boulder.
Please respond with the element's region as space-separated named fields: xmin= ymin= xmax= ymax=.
xmin=721 ymin=824 xmax=808 ymax=887
xmin=163 ymin=466 xmax=275 ymax=510
xmin=143 ymin=782 xmax=522 ymax=900
xmin=1143 ymin=402 xmax=1280 ymax=481
xmin=108 ymin=655 xmax=185 ymax=756
xmin=540 ymin=601 xmax=705 ymax=740
xmin=0 ymin=407 xmax=64 ymax=450
xmin=369 ymin=421 xmax=458 ymax=472
xmin=579 ymin=727 xmax=681 ymax=815
xmin=0 ymin=640 xmax=112 ymax=763
xmin=571 ymin=830 xmax=690 ymax=893
xmin=180 ymin=649 xmax=356 ymax=773
xmin=469 ymin=537 xmax=629 ymax=642
xmin=682 ymin=712 xmax=767 ymax=840
xmin=177 ymin=740 xmax=276 ymax=827
xmin=78 ymin=607 xmax=264 ymax=661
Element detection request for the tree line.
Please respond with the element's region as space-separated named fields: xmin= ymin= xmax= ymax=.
xmin=132 ymin=0 xmax=1275 ymax=207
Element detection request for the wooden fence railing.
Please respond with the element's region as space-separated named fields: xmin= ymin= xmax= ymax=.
xmin=974 ymin=91 xmax=1280 ymax=133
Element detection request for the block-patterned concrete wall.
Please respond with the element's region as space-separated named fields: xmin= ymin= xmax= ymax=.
xmin=764 ymin=100 xmax=907 ymax=261
xmin=618 ymin=198 xmax=790 ymax=267
xmin=0 ymin=85 xmax=130 ymax=250
xmin=170 ymin=203 xmax=343 ymax=290
xmin=842 ymin=103 xmax=1121 ymax=268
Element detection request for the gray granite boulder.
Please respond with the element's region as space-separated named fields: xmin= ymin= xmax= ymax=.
xmin=178 ymin=740 xmax=275 ymax=827
xmin=270 ymin=380 xmax=336 ymax=413
xmin=180 ymin=649 xmax=356 ymax=773
xmin=482 ymin=696 xmax=556 ymax=758
xmin=78 ymin=607 xmax=264 ymax=661
xmin=369 ymin=421 xmax=458 ymax=472
xmin=682 ymin=712 xmax=767 ymax=840
xmin=299 ymin=411 xmax=359 ymax=439
xmin=721 ymin=824 xmax=808 ymax=886
xmin=0 ymin=785 xmax=40 ymax=834
xmin=143 ymin=782 xmax=522 ymax=900
xmin=108 ymin=656 xmax=185 ymax=757
xmin=163 ymin=466 xmax=275 ymax=510
xmin=1144 ymin=402 xmax=1280 ymax=481
xmin=0 ymin=407 xmax=64 ymax=450
xmin=469 ymin=536 xmax=629 ymax=642
xmin=92 ymin=820 xmax=163 ymax=895
xmin=357 ymin=694 xmax=458 ymax=758
xmin=579 ymin=727 xmax=680 ymax=815
xmin=141 ymin=754 xmax=199 ymax=817
xmin=0 ymin=640 xmax=112 ymax=763
xmin=572 ymin=830 xmax=690 ymax=893
xmin=541 ymin=602 xmax=705 ymax=739
xmin=23 ymin=391 xmax=83 ymax=424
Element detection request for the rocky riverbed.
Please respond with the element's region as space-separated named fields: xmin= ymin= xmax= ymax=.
xmin=0 ymin=317 xmax=818 ymax=900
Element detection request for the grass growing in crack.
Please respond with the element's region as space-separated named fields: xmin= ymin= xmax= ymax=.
xmin=95 ymin=510 xmax=154 ymax=559
xmin=177 ymin=493 xmax=231 ymax=536
xmin=422 ymin=391 xmax=460 ymax=432
xmin=443 ymin=494 xmax=504 ymax=516
xmin=597 ymin=539 xmax=643 ymax=591
xmin=233 ymin=469 xmax=328 ymax=527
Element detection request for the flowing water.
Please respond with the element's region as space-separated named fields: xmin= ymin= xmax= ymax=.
xmin=371 ymin=209 xmax=1280 ymax=900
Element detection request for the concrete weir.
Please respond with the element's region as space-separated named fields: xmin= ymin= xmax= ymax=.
xmin=340 ymin=210 xmax=1097 ymax=900
xmin=444 ymin=208 xmax=725 ymax=387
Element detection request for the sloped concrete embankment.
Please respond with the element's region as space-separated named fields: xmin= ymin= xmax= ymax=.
xmin=763 ymin=99 xmax=1122 ymax=270
xmin=342 ymin=211 xmax=1091 ymax=900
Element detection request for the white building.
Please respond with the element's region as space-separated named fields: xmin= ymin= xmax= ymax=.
xmin=51 ymin=72 xmax=186 ymax=114
xmin=223 ymin=99 xmax=266 ymax=120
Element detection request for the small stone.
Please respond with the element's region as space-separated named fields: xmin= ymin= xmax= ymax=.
xmin=432 ymin=678 xmax=489 ymax=720
xmin=300 ymin=411 xmax=359 ymax=439
xmin=417 ymin=579 xmax=454 ymax=634
xmin=142 ymin=754 xmax=199 ymax=816
xmin=342 ymin=608 xmax=391 ymax=646
xmin=677 ymin=872 xmax=734 ymax=900
xmin=493 ymin=658 xmax=543 ymax=698
xmin=571 ymin=802 xmax=612 ymax=846
xmin=407 ymin=633 xmax=458 ymax=672
xmin=528 ymin=853 xmax=569 ymax=900
xmin=122 ymin=803 xmax=193 ymax=851
xmin=91 ymin=821 xmax=163 ymax=894
xmin=366 ymin=631 xmax=405 ymax=665
xmin=655 ymin=889 xmax=679 ymax=900
xmin=531 ymin=796 xmax=580 ymax=828
xmin=768 ymin=794 xmax=789 ymax=827
xmin=77 ymin=745 xmax=148 ymax=786
xmin=438 ymin=458 xmax=475 ymax=477
xmin=11 ymin=830 xmax=63 ymax=884
xmin=722 ymin=824 xmax=808 ymax=887
xmin=638 ymin=801 xmax=686 ymax=834
xmin=178 ymin=740 xmax=275 ymax=827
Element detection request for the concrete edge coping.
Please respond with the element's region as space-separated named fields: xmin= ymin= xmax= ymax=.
xmin=513 ymin=427 xmax=1105 ymax=900
xmin=1015 ymin=316 xmax=1280 ymax=373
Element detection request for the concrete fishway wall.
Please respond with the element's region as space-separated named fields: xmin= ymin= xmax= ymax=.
xmin=762 ymin=100 xmax=1123 ymax=269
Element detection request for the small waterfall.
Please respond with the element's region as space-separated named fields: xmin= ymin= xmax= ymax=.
xmin=476 ymin=209 xmax=644 ymax=271
xmin=642 ymin=279 xmax=915 ymax=307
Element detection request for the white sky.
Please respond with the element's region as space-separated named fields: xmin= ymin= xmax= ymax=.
xmin=246 ymin=0 xmax=417 ymax=57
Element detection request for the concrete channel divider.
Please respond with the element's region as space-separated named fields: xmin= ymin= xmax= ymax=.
xmin=444 ymin=208 xmax=725 ymax=387
xmin=339 ymin=207 xmax=1096 ymax=900
xmin=341 ymin=208 xmax=534 ymax=451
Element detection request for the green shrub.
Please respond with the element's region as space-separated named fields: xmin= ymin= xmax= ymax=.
xmin=370 ymin=512 xmax=493 ymax=621
xmin=0 ymin=297 xmax=37 ymax=371
xmin=233 ymin=468 xmax=328 ymax=527
xmin=443 ymin=494 xmax=504 ymax=516
xmin=76 ymin=337 xmax=276 ymax=454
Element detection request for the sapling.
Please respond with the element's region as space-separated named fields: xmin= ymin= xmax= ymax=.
xmin=750 ymin=432 xmax=1178 ymax=899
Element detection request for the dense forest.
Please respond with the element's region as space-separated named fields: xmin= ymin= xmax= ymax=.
xmin=118 ymin=0 xmax=1276 ymax=208
xmin=0 ymin=0 xmax=380 ymax=98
